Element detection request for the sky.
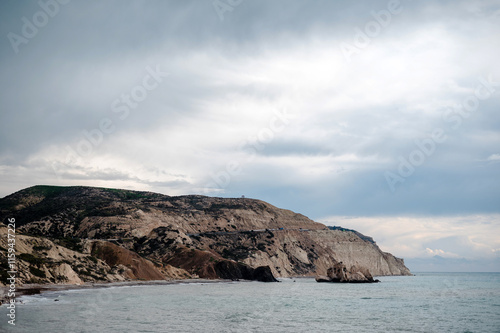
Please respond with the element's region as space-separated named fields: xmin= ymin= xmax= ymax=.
xmin=0 ymin=0 xmax=499 ymax=271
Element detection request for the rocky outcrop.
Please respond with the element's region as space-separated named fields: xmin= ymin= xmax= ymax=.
xmin=0 ymin=185 xmax=411 ymax=287
xmin=316 ymin=260 xmax=379 ymax=283
xmin=0 ymin=224 xmax=191 ymax=287
xmin=51 ymin=263 xmax=83 ymax=285
xmin=0 ymin=224 xmax=121 ymax=286
xmin=214 ymin=261 xmax=277 ymax=282
xmin=159 ymin=245 xmax=277 ymax=282
xmin=89 ymin=241 xmax=166 ymax=281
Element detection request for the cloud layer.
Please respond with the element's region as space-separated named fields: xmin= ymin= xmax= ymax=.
xmin=319 ymin=214 xmax=500 ymax=271
xmin=320 ymin=215 xmax=500 ymax=259
xmin=1 ymin=0 xmax=499 ymax=269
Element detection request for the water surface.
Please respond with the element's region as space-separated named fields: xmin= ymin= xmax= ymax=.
xmin=1 ymin=273 xmax=499 ymax=332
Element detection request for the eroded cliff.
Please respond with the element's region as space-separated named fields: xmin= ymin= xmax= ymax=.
xmin=0 ymin=185 xmax=411 ymax=286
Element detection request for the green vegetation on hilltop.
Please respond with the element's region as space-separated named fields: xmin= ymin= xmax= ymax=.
xmin=328 ymin=226 xmax=375 ymax=244
xmin=23 ymin=185 xmax=72 ymax=198
xmin=0 ymin=186 xmax=164 ymax=229
xmin=102 ymin=188 xmax=158 ymax=200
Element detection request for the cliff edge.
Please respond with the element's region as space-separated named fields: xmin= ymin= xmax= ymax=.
xmin=0 ymin=185 xmax=411 ymax=287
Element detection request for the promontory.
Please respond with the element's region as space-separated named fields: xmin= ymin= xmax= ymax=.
xmin=0 ymin=185 xmax=411 ymax=287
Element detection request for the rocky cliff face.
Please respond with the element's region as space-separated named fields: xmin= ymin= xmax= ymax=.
xmin=0 ymin=185 xmax=411 ymax=286
xmin=0 ymin=223 xmax=191 ymax=286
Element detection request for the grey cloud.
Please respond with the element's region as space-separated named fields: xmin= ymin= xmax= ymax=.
xmin=248 ymin=139 xmax=334 ymax=157
xmin=0 ymin=0 xmax=499 ymax=226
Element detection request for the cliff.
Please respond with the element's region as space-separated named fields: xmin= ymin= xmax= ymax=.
xmin=0 ymin=185 xmax=411 ymax=287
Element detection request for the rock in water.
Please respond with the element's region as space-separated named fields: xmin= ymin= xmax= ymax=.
xmin=214 ymin=261 xmax=278 ymax=282
xmin=315 ymin=275 xmax=331 ymax=283
xmin=316 ymin=260 xmax=380 ymax=283
xmin=252 ymin=266 xmax=278 ymax=282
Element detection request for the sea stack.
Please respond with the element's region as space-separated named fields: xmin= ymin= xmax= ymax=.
xmin=316 ymin=260 xmax=380 ymax=283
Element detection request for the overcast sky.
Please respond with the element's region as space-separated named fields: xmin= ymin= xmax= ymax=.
xmin=1 ymin=0 xmax=499 ymax=271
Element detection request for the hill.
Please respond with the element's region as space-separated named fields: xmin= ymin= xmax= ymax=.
xmin=0 ymin=185 xmax=411 ymax=286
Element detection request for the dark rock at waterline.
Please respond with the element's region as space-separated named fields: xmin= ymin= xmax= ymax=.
xmin=252 ymin=266 xmax=279 ymax=282
xmin=316 ymin=260 xmax=380 ymax=283
xmin=315 ymin=275 xmax=332 ymax=283
xmin=215 ymin=261 xmax=278 ymax=282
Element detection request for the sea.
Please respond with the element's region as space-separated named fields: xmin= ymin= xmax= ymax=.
xmin=1 ymin=272 xmax=499 ymax=333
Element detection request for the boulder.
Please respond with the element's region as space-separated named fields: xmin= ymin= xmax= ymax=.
xmin=252 ymin=266 xmax=278 ymax=282
xmin=215 ymin=260 xmax=278 ymax=282
xmin=316 ymin=260 xmax=379 ymax=283
xmin=315 ymin=275 xmax=331 ymax=283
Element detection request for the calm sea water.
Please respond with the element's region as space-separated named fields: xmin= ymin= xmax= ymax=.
xmin=1 ymin=273 xmax=499 ymax=333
